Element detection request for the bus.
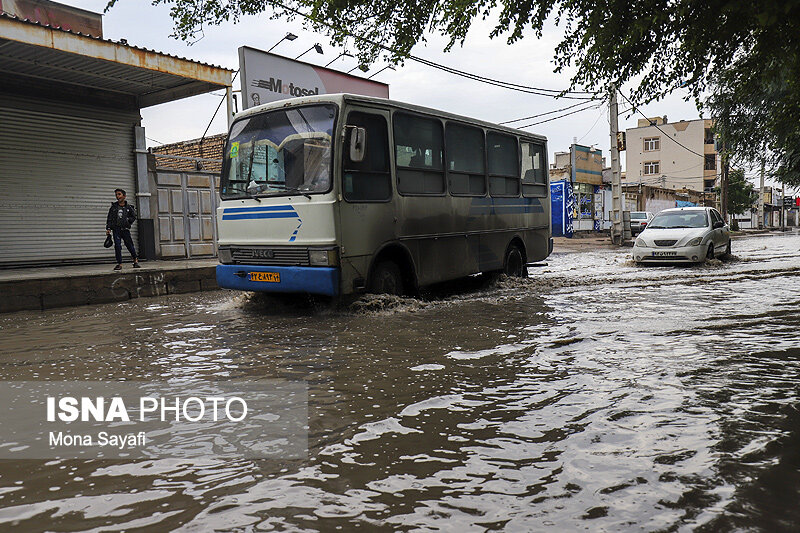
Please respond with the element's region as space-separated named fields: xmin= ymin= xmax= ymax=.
xmin=215 ymin=93 xmax=552 ymax=298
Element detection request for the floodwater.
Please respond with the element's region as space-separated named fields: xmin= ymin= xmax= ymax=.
xmin=0 ymin=233 xmax=799 ymax=531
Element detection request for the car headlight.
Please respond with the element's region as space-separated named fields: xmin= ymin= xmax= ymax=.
xmin=634 ymin=238 xmax=646 ymax=247
xmin=309 ymin=248 xmax=339 ymax=266
xmin=686 ymin=237 xmax=703 ymax=246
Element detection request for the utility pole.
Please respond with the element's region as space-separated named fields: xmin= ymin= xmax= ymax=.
xmin=720 ymin=141 xmax=729 ymax=222
xmin=609 ymin=85 xmax=623 ymax=245
xmin=758 ymin=158 xmax=765 ymax=229
xmin=781 ymin=181 xmax=786 ymax=231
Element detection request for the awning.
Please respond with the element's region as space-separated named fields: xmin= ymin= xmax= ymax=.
xmin=0 ymin=13 xmax=232 ymax=107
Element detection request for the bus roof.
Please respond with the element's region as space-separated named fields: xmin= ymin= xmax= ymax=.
xmin=233 ymin=93 xmax=548 ymax=143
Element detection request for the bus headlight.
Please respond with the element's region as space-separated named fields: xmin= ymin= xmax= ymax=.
xmin=309 ymin=248 xmax=339 ymax=266
xmin=218 ymin=247 xmax=232 ymax=264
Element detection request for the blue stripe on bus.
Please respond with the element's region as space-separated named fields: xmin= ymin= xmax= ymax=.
xmin=223 ymin=205 xmax=295 ymax=213
xmin=469 ymin=197 xmax=544 ymax=214
xmin=222 ymin=212 xmax=299 ymax=220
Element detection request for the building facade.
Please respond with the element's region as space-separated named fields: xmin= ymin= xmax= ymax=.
xmin=549 ymin=144 xmax=604 ymax=231
xmin=624 ymin=117 xmax=718 ymax=192
xmin=0 ymin=2 xmax=232 ymax=266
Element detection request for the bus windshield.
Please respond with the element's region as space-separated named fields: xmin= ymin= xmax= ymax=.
xmin=220 ymin=104 xmax=336 ymax=199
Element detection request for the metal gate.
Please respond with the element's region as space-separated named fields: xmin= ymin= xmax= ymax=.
xmin=155 ymin=171 xmax=218 ymax=258
xmin=0 ymin=94 xmax=139 ymax=266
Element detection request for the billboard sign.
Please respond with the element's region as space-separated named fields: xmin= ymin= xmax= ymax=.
xmin=238 ymin=46 xmax=389 ymax=109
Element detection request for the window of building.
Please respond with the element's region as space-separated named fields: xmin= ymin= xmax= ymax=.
xmin=521 ymin=142 xmax=547 ymax=197
xmin=643 ymin=137 xmax=660 ymax=152
xmin=643 ymin=161 xmax=660 ymax=175
xmin=704 ymin=154 xmax=716 ymax=171
xmin=704 ymin=128 xmax=714 ymax=145
xmin=343 ymin=112 xmax=391 ymax=202
xmin=445 ymin=123 xmax=486 ymax=196
xmin=574 ymin=182 xmax=595 ymax=220
xmin=487 ymin=132 xmax=519 ymax=197
xmin=394 ymin=113 xmax=445 ymax=195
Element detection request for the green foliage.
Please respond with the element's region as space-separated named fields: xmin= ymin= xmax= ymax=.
xmin=105 ymin=0 xmax=800 ymax=185
xmin=716 ymin=169 xmax=757 ymax=216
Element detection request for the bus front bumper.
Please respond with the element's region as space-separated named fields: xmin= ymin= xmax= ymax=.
xmin=216 ymin=265 xmax=340 ymax=296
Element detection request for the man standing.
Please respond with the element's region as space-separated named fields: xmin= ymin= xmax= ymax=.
xmin=106 ymin=188 xmax=140 ymax=270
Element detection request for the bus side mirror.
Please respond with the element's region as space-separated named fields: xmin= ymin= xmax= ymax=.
xmin=348 ymin=126 xmax=367 ymax=163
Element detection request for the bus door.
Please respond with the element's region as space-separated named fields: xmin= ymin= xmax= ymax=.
xmin=338 ymin=108 xmax=396 ymax=284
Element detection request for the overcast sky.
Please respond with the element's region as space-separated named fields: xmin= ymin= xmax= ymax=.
xmin=66 ymin=0 xmax=730 ymax=180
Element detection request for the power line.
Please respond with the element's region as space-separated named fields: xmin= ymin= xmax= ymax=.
xmin=577 ymin=106 xmax=606 ymax=143
xmin=262 ymin=0 xmax=595 ymax=99
xmin=499 ymin=100 xmax=595 ymax=125
xmin=516 ymin=102 xmax=602 ymax=128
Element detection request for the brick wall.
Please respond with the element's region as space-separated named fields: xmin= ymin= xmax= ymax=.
xmin=150 ymin=133 xmax=226 ymax=173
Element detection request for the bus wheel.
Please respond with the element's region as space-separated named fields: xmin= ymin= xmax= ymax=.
xmin=368 ymin=261 xmax=404 ymax=295
xmin=504 ymin=245 xmax=526 ymax=278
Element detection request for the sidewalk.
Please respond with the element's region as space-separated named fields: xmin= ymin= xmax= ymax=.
xmin=553 ymin=234 xmax=632 ymax=252
xmin=0 ymin=259 xmax=219 ymax=314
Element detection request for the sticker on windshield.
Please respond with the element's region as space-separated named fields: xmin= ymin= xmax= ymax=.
xmin=230 ymin=141 xmax=240 ymax=158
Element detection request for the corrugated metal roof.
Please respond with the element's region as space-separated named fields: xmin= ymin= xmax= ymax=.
xmin=0 ymin=11 xmax=233 ymax=107
xmin=0 ymin=11 xmax=231 ymax=71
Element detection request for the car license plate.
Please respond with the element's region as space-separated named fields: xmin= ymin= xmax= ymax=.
xmin=652 ymin=251 xmax=677 ymax=256
xmin=250 ymin=272 xmax=280 ymax=282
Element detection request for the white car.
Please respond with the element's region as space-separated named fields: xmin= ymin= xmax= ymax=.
xmin=633 ymin=206 xmax=731 ymax=264
xmin=630 ymin=211 xmax=655 ymax=235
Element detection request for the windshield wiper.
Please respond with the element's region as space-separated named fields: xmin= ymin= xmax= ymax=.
xmin=266 ymin=184 xmax=312 ymax=199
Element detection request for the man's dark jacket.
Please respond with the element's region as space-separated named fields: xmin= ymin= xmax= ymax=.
xmin=106 ymin=201 xmax=137 ymax=231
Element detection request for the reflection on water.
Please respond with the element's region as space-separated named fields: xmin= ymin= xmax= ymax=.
xmin=0 ymin=234 xmax=799 ymax=530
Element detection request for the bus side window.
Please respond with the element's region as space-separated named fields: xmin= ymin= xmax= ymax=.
xmin=487 ymin=132 xmax=520 ymax=197
xmin=446 ymin=123 xmax=486 ymax=196
xmin=343 ymin=112 xmax=391 ymax=202
xmin=521 ymin=142 xmax=548 ymax=197
xmin=394 ymin=113 xmax=445 ymax=195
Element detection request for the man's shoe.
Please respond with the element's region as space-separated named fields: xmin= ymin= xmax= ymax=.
xmin=113 ymin=264 xmax=122 ymax=271
xmin=133 ymin=263 xmax=141 ymax=269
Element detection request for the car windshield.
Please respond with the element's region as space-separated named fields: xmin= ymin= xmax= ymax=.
xmin=220 ymin=104 xmax=336 ymax=199
xmin=631 ymin=212 xmax=648 ymax=220
xmin=647 ymin=211 xmax=708 ymax=228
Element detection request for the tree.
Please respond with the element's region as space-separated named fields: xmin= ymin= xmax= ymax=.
xmin=717 ymin=169 xmax=757 ymax=216
xmin=110 ymin=1 xmax=800 ymax=185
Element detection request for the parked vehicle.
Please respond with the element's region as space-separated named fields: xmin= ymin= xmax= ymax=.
xmin=630 ymin=211 xmax=654 ymax=235
xmin=215 ymin=93 xmax=552 ymax=298
xmin=632 ymin=207 xmax=731 ymax=264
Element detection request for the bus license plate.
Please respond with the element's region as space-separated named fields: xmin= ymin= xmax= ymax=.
xmin=652 ymin=251 xmax=677 ymax=256
xmin=251 ymin=272 xmax=280 ymax=282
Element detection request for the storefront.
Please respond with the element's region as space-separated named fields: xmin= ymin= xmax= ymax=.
xmin=0 ymin=11 xmax=231 ymax=266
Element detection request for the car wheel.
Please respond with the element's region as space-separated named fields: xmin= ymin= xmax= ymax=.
xmin=706 ymin=242 xmax=715 ymax=261
xmin=725 ymin=240 xmax=731 ymax=257
xmin=368 ymin=261 xmax=404 ymax=296
xmin=503 ymin=245 xmax=526 ymax=278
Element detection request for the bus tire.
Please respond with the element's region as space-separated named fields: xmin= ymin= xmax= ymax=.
xmin=368 ymin=261 xmax=404 ymax=295
xmin=504 ymin=245 xmax=526 ymax=278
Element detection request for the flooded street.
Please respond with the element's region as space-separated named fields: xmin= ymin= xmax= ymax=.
xmin=1 ymin=233 xmax=799 ymax=531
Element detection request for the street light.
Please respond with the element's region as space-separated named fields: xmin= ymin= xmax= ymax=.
xmin=347 ymin=64 xmax=369 ymax=74
xmin=368 ymin=65 xmax=396 ymax=79
xmin=267 ymin=32 xmax=297 ymax=53
xmin=296 ymin=43 xmax=323 ymax=59
xmin=325 ymin=51 xmax=353 ymax=68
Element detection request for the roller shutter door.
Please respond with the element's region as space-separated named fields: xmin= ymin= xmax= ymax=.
xmin=0 ymin=96 xmax=139 ymax=266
